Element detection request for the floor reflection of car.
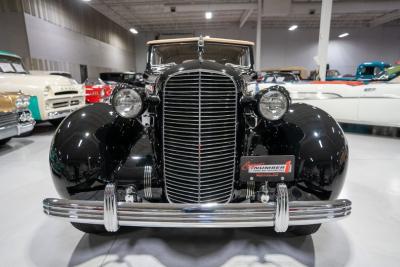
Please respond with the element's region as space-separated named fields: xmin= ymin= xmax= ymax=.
xmin=84 ymin=78 xmax=113 ymax=103
xmin=0 ymin=91 xmax=35 ymax=145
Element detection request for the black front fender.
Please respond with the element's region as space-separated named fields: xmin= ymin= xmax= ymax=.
xmin=253 ymin=103 xmax=348 ymax=201
xmin=49 ymin=103 xmax=143 ymax=199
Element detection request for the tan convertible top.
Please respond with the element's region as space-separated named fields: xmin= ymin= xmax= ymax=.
xmin=147 ymin=37 xmax=254 ymax=46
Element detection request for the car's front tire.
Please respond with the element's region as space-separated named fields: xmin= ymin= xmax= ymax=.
xmin=288 ymin=224 xmax=321 ymax=236
xmin=0 ymin=138 xmax=11 ymax=146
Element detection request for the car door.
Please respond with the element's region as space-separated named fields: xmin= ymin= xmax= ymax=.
xmin=358 ymin=82 xmax=400 ymax=127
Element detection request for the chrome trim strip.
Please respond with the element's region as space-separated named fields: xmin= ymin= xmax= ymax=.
xmin=43 ymin=198 xmax=352 ymax=230
xmin=104 ymin=183 xmax=119 ymax=232
xmin=274 ymin=183 xmax=289 ymax=232
xmin=144 ymin=166 xmax=152 ymax=199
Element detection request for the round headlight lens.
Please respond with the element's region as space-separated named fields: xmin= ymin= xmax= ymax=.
xmin=22 ymin=96 xmax=30 ymax=108
xmin=112 ymin=88 xmax=142 ymax=118
xmin=258 ymin=89 xmax=289 ymax=120
xmin=15 ymin=98 xmax=24 ymax=109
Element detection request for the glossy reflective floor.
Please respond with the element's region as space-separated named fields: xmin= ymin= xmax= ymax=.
xmin=0 ymin=123 xmax=399 ymax=267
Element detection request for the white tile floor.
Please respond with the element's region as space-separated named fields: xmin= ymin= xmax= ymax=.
xmin=0 ymin=123 xmax=399 ymax=267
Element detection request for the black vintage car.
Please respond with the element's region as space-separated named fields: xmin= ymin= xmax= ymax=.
xmin=43 ymin=37 xmax=351 ymax=235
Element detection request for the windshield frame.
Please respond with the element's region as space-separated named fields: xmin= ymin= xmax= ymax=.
xmin=147 ymin=41 xmax=254 ymax=71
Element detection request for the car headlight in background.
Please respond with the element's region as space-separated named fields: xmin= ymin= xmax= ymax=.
xmin=22 ymin=96 xmax=30 ymax=108
xmin=258 ymin=86 xmax=291 ymax=121
xmin=15 ymin=96 xmax=30 ymax=109
xmin=111 ymin=88 xmax=143 ymax=118
xmin=15 ymin=97 xmax=24 ymax=109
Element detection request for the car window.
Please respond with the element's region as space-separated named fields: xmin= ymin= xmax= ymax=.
xmin=0 ymin=55 xmax=28 ymax=73
xmin=0 ymin=62 xmax=15 ymax=73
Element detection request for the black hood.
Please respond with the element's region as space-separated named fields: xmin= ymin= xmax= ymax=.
xmin=159 ymin=60 xmax=243 ymax=86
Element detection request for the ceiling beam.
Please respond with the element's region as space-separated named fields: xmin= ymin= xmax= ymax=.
xmin=164 ymin=1 xmax=400 ymax=15
xmin=239 ymin=9 xmax=253 ymax=28
xmin=369 ymin=10 xmax=400 ymax=27
xmin=163 ymin=3 xmax=257 ymax=13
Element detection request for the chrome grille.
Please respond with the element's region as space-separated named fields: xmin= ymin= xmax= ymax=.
xmin=163 ymin=70 xmax=237 ymax=203
xmin=0 ymin=112 xmax=18 ymax=128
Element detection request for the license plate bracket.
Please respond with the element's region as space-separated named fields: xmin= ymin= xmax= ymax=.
xmin=239 ymin=155 xmax=295 ymax=182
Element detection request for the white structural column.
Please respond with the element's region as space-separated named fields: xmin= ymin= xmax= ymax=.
xmin=317 ymin=0 xmax=333 ymax=81
xmin=255 ymin=0 xmax=262 ymax=71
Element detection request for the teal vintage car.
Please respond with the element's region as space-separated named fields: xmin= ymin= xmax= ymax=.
xmin=327 ymin=61 xmax=391 ymax=81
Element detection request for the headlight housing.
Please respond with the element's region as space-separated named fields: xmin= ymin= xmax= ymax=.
xmin=257 ymin=86 xmax=291 ymax=121
xmin=15 ymin=96 xmax=30 ymax=109
xmin=22 ymin=96 xmax=30 ymax=108
xmin=15 ymin=97 xmax=24 ymax=109
xmin=111 ymin=88 xmax=143 ymax=118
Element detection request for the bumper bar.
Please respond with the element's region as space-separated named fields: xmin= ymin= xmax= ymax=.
xmin=43 ymin=184 xmax=351 ymax=232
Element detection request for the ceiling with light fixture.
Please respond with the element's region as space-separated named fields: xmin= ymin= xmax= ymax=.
xmin=86 ymin=0 xmax=400 ymax=33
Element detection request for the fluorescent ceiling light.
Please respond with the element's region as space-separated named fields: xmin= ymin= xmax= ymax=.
xmin=288 ymin=25 xmax=298 ymax=31
xmin=82 ymin=0 xmax=91 ymax=2
xmin=129 ymin=28 xmax=138 ymax=34
xmin=205 ymin=12 xmax=213 ymax=19
xmin=338 ymin=32 xmax=349 ymax=38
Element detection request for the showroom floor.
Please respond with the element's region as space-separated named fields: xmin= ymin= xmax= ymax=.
xmin=0 ymin=123 xmax=399 ymax=267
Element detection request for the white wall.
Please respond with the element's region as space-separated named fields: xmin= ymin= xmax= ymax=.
xmin=24 ymin=14 xmax=136 ymax=81
xmin=135 ymin=25 xmax=400 ymax=75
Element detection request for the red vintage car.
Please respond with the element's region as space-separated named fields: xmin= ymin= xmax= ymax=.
xmin=84 ymin=78 xmax=113 ymax=103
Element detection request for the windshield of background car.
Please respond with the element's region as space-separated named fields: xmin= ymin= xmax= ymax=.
xmin=0 ymin=55 xmax=28 ymax=74
xmin=150 ymin=42 xmax=251 ymax=67
xmin=85 ymin=78 xmax=105 ymax=86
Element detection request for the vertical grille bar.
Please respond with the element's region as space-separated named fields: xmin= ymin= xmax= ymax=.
xmin=163 ymin=70 xmax=237 ymax=203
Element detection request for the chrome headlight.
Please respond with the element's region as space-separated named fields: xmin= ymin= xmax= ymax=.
xmin=258 ymin=86 xmax=290 ymax=121
xmin=22 ymin=96 xmax=30 ymax=108
xmin=15 ymin=97 xmax=24 ymax=109
xmin=111 ymin=88 xmax=143 ymax=118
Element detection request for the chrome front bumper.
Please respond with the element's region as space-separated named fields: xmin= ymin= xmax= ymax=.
xmin=0 ymin=120 xmax=35 ymax=140
xmin=43 ymin=184 xmax=351 ymax=233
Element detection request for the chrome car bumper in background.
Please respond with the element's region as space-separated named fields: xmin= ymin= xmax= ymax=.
xmin=0 ymin=118 xmax=35 ymax=140
xmin=43 ymin=183 xmax=352 ymax=233
xmin=17 ymin=120 xmax=35 ymax=135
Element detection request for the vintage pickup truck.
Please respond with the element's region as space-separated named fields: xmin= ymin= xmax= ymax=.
xmin=0 ymin=50 xmax=85 ymax=125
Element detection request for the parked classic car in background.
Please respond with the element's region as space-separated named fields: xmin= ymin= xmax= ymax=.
xmin=252 ymin=66 xmax=400 ymax=127
xmin=0 ymin=91 xmax=35 ymax=145
xmin=43 ymin=37 xmax=351 ymax=235
xmin=0 ymin=50 xmax=85 ymax=125
xmin=100 ymin=71 xmax=145 ymax=87
xmin=326 ymin=61 xmax=391 ymax=81
xmin=84 ymin=78 xmax=113 ymax=103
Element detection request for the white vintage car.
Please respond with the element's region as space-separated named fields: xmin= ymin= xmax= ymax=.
xmin=249 ymin=72 xmax=400 ymax=128
xmin=0 ymin=51 xmax=85 ymax=124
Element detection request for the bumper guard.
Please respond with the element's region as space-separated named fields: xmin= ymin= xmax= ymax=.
xmin=43 ymin=183 xmax=351 ymax=233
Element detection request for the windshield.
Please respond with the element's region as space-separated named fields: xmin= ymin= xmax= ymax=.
xmin=85 ymin=78 xmax=105 ymax=86
xmin=150 ymin=42 xmax=251 ymax=68
xmin=0 ymin=55 xmax=28 ymax=74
